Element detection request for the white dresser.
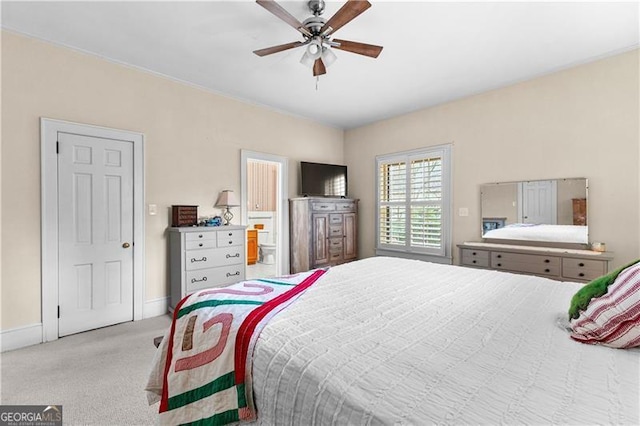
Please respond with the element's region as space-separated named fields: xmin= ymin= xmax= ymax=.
xmin=458 ymin=242 xmax=613 ymax=283
xmin=169 ymin=226 xmax=246 ymax=310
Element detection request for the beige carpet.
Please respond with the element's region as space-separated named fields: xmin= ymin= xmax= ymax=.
xmin=0 ymin=315 xmax=172 ymax=425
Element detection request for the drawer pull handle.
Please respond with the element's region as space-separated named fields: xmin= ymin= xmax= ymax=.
xmin=228 ymin=233 xmax=233 ymax=236
xmin=544 ymin=269 xmax=550 ymax=273
xmin=226 ymin=271 xmax=240 ymax=278
xmin=544 ymin=259 xmax=550 ymax=263
xmin=579 ymin=262 xmax=585 ymax=267
xmin=226 ymin=253 xmax=240 ymax=259
xmin=497 ymin=263 xmax=502 ymax=267
xmin=191 ymin=257 xmax=207 ymax=263
xmin=228 ymin=240 xmax=233 ymax=244
xmin=579 ymin=272 xmax=585 ymax=277
xmin=497 ymin=254 xmax=502 ymax=259
xmin=198 ymin=234 xmax=204 ymax=239
xmin=472 ymin=260 xmax=477 ymax=264
xmin=199 ymin=243 xmax=203 ymax=247
xmin=191 ymin=277 xmax=207 ymax=284
xmin=472 ymin=252 xmax=477 ymax=255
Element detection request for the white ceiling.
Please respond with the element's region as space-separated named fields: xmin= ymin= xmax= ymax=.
xmin=2 ymin=1 xmax=638 ymax=129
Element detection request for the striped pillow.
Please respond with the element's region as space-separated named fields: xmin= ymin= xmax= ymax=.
xmin=570 ymin=261 xmax=640 ymax=348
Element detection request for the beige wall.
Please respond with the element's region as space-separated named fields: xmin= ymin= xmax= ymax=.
xmin=2 ymin=30 xmax=639 ymax=334
xmin=345 ymin=49 xmax=639 ymax=269
xmin=0 ymin=31 xmax=344 ymax=331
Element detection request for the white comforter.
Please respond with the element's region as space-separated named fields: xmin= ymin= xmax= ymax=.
xmin=248 ymin=257 xmax=638 ymax=425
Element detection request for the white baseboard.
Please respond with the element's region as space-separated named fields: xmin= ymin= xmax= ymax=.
xmin=143 ymin=297 xmax=169 ymax=319
xmin=1 ymin=323 xmax=43 ymax=352
xmin=1 ymin=300 xmax=167 ymax=352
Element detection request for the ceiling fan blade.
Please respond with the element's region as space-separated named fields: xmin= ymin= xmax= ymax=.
xmin=253 ymin=41 xmax=304 ymax=57
xmin=256 ymin=0 xmax=310 ymax=36
xmin=319 ymin=0 xmax=371 ymax=35
xmin=333 ymin=39 xmax=383 ymax=58
xmin=313 ymin=58 xmax=327 ymax=76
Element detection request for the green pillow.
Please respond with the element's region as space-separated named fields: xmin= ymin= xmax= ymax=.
xmin=568 ymin=259 xmax=640 ymax=320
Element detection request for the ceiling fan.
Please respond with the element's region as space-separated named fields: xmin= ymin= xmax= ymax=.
xmin=253 ymin=0 xmax=383 ymax=77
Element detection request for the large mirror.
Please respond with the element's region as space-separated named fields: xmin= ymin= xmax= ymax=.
xmin=481 ymin=178 xmax=588 ymax=246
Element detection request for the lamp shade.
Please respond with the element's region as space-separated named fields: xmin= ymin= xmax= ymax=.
xmin=215 ymin=190 xmax=240 ymax=207
xmin=300 ymin=51 xmax=315 ymax=68
xmin=321 ymin=47 xmax=337 ymax=67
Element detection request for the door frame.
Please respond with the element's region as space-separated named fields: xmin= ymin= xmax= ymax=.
xmin=240 ymin=150 xmax=289 ymax=276
xmin=41 ymin=118 xmax=145 ymax=342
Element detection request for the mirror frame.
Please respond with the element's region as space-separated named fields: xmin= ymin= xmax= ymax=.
xmin=480 ymin=178 xmax=589 ymax=249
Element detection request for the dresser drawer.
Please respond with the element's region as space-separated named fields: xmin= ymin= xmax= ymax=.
xmin=562 ymin=258 xmax=606 ymax=272
xmin=328 ymin=237 xmax=343 ymax=252
xmin=329 ymin=251 xmax=343 ymax=263
xmin=336 ymin=202 xmax=356 ymax=212
xmin=329 ymin=225 xmax=343 ymax=237
xmin=460 ymin=249 xmax=489 ymax=267
xmin=186 ymin=265 xmax=244 ymax=293
xmin=562 ymin=268 xmax=602 ymax=282
xmin=330 ymin=214 xmax=343 ymax=224
xmin=461 ymin=249 xmax=489 ymax=261
xmin=216 ymin=229 xmax=243 ymax=247
xmin=185 ymin=246 xmax=244 ymax=271
xmin=186 ymin=239 xmax=217 ymax=250
xmin=491 ymin=252 xmax=560 ymax=277
xmin=562 ymin=258 xmax=606 ymax=281
xmin=312 ymin=202 xmax=336 ymax=212
xmin=185 ymin=231 xmax=217 ymax=242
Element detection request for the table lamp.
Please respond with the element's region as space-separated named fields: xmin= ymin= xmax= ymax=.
xmin=215 ymin=190 xmax=240 ymax=226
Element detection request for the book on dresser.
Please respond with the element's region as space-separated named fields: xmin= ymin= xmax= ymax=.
xmin=289 ymin=197 xmax=358 ymax=274
xmin=457 ymin=242 xmax=613 ymax=283
xmin=168 ymin=226 xmax=246 ymax=310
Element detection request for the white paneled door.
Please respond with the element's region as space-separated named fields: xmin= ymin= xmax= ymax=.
xmin=521 ymin=180 xmax=557 ymax=225
xmin=57 ymin=132 xmax=134 ymax=336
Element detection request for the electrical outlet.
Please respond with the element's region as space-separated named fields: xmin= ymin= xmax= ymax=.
xmin=459 ymin=207 xmax=469 ymax=217
xmin=148 ymin=204 xmax=157 ymax=216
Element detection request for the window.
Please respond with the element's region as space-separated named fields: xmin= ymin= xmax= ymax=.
xmin=376 ymin=145 xmax=452 ymax=262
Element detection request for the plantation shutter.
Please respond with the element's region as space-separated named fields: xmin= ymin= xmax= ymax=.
xmin=377 ymin=146 xmax=450 ymax=258
xmin=378 ymin=160 xmax=407 ymax=246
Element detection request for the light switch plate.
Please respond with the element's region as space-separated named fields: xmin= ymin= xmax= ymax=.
xmin=148 ymin=204 xmax=157 ymax=216
xmin=458 ymin=207 xmax=469 ymax=217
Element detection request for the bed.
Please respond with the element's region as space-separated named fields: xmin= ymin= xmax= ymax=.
xmin=147 ymin=257 xmax=639 ymax=425
xmin=483 ymin=223 xmax=588 ymax=244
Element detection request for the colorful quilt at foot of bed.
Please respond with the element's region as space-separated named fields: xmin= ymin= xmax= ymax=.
xmin=159 ymin=269 xmax=326 ymax=425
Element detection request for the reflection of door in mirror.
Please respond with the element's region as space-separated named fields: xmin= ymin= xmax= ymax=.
xmin=519 ymin=180 xmax=557 ymax=224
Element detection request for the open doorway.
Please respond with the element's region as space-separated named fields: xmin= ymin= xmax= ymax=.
xmin=240 ymin=150 xmax=289 ymax=279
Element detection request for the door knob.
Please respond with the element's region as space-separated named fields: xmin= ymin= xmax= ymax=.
xmin=122 ymin=242 xmax=131 ymax=248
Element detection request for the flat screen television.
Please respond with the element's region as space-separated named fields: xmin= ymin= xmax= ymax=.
xmin=300 ymin=161 xmax=348 ymax=197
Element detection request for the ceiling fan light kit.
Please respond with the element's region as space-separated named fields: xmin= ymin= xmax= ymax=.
xmin=321 ymin=47 xmax=337 ymax=67
xmin=254 ymin=0 xmax=383 ymax=77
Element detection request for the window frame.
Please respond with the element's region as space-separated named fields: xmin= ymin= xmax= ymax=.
xmin=375 ymin=144 xmax=453 ymax=264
